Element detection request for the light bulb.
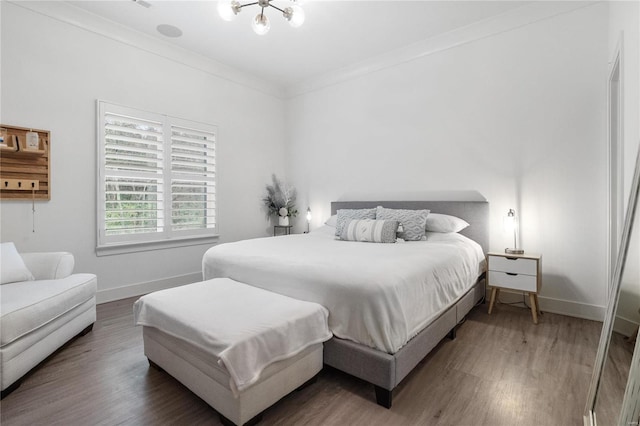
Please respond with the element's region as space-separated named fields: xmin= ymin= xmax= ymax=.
xmin=218 ymin=0 xmax=240 ymax=22
xmin=252 ymin=13 xmax=270 ymax=35
xmin=287 ymin=4 xmax=304 ymax=28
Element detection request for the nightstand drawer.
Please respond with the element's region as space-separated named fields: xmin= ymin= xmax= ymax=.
xmin=489 ymin=256 xmax=537 ymax=275
xmin=488 ymin=271 xmax=537 ymax=292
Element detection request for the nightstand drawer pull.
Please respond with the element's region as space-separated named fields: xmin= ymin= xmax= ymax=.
xmin=506 ymin=257 xmax=518 ymax=260
xmin=506 ymin=272 xmax=518 ymax=276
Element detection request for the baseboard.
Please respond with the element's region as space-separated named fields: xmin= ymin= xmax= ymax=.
xmin=496 ymin=290 xmax=606 ymax=322
xmin=614 ymin=315 xmax=640 ymax=338
xmin=97 ymin=272 xmax=202 ymax=304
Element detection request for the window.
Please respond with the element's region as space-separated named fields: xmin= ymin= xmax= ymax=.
xmin=97 ymin=101 xmax=217 ymax=253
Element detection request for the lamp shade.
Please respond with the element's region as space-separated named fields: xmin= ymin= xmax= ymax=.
xmin=218 ymin=0 xmax=240 ymax=21
xmin=252 ymin=13 xmax=271 ymax=35
xmin=503 ymin=209 xmax=516 ymax=232
xmin=287 ymin=5 xmax=305 ymax=28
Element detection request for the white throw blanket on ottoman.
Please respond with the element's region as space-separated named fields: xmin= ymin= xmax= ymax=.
xmin=133 ymin=278 xmax=332 ymax=396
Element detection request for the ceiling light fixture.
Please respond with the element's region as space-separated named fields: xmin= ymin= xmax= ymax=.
xmin=217 ymin=0 xmax=305 ymax=35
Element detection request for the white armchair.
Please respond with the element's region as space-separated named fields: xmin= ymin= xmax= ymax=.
xmin=0 ymin=244 xmax=97 ymax=398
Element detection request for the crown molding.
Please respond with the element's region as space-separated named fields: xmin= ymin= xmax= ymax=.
xmin=284 ymin=1 xmax=599 ymax=99
xmin=7 ymin=1 xmax=286 ymax=99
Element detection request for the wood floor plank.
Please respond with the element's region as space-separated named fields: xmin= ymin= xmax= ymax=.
xmin=0 ymin=298 xmax=626 ymax=425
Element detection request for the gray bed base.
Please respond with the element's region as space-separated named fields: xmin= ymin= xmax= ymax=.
xmin=325 ymin=200 xmax=489 ymax=408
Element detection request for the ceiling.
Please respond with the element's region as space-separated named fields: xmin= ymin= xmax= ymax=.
xmin=67 ymin=1 xmax=531 ymax=87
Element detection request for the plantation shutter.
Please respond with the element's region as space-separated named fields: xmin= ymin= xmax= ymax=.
xmin=103 ymin=112 xmax=164 ymax=237
xmin=170 ymin=124 xmax=216 ymax=231
xmin=98 ymin=101 xmax=218 ymax=250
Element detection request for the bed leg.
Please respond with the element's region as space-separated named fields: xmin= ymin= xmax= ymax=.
xmin=374 ymin=385 xmax=393 ymax=408
xmin=448 ymin=327 xmax=456 ymax=340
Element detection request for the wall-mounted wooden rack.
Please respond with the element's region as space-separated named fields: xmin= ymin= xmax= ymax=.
xmin=0 ymin=125 xmax=50 ymax=200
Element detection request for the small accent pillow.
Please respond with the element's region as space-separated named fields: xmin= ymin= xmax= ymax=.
xmin=0 ymin=242 xmax=34 ymax=285
xmin=425 ymin=213 xmax=470 ymax=233
xmin=340 ymin=219 xmax=399 ymax=243
xmin=376 ymin=206 xmax=430 ymax=241
xmin=335 ymin=208 xmax=376 ymax=237
xmin=325 ymin=215 xmax=337 ymax=227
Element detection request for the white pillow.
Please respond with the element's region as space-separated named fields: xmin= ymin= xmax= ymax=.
xmin=0 ymin=242 xmax=34 ymax=285
xmin=325 ymin=215 xmax=337 ymax=227
xmin=425 ymin=213 xmax=469 ymax=233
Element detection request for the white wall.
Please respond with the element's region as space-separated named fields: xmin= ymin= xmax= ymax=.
xmin=609 ymin=1 xmax=640 ymax=334
xmin=0 ymin=2 xmax=287 ymax=301
xmin=286 ymin=3 xmax=610 ymax=319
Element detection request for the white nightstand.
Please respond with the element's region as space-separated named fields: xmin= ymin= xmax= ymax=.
xmin=487 ymin=252 xmax=542 ymax=324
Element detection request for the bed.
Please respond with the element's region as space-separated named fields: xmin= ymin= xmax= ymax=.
xmin=202 ymin=200 xmax=489 ymax=407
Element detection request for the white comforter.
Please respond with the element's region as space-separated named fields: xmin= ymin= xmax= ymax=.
xmin=133 ymin=278 xmax=331 ymax=395
xmin=203 ymin=226 xmax=485 ymax=354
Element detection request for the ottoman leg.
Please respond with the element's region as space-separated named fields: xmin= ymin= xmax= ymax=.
xmin=147 ymin=358 xmax=165 ymax=372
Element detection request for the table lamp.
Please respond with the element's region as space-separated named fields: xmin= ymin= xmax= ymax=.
xmin=505 ymin=208 xmax=524 ymax=254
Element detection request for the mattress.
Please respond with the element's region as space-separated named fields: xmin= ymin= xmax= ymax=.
xmin=203 ymin=226 xmax=485 ymax=354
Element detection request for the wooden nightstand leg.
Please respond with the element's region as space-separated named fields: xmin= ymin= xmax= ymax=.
xmin=529 ymin=293 xmax=538 ymax=324
xmin=488 ymin=287 xmax=498 ymax=314
xmin=534 ymin=294 xmax=541 ymax=316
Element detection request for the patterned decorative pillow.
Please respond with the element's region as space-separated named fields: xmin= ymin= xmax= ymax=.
xmin=340 ymin=219 xmax=399 ymax=243
xmin=376 ymin=206 xmax=430 ymax=241
xmin=335 ymin=208 xmax=376 ymax=237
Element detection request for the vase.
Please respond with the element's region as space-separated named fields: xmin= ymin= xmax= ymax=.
xmin=278 ymin=216 xmax=289 ymax=226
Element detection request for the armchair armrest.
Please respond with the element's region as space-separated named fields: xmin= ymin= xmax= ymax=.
xmin=21 ymin=252 xmax=75 ymax=280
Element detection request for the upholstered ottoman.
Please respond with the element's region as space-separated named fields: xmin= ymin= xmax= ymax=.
xmin=134 ymin=278 xmax=331 ymax=426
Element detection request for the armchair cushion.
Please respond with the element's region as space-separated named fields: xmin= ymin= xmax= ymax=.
xmin=21 ymin=252 xmax=75 ymax=280
xmin=0 ymin=243 xmax=34 ymax=285
xmin=0 ymin=274 xmax=97 ymax=346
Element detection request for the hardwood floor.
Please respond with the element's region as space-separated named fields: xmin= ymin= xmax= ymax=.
xmin=0 ymin=298 xmax=617 ymax=425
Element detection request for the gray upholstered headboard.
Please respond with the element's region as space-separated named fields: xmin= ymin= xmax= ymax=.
xmin=331 ymin=201 xmax=490 ymax=254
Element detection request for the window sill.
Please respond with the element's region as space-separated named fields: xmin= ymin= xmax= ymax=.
xmin=96 ymin=234 xmax=220 ymax=257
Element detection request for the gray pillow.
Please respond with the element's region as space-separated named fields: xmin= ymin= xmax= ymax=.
xmin=376 ymin=206 xmax=430 ymax=241
xmin=335 ymin=208 xmax=376 ymax=237
xmin=340 ymin=219 xmax=399 ymax=243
